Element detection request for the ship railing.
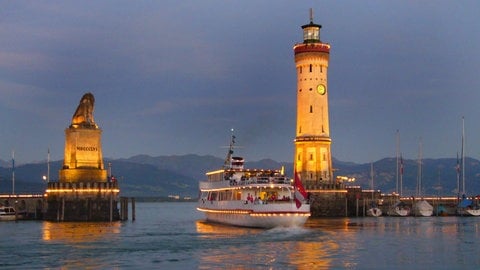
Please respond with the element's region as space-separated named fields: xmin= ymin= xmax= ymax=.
xmin=233 ymin=176 xmax=291 ymax=186
xmin=246 ymin=196 xmax=295 ymax=205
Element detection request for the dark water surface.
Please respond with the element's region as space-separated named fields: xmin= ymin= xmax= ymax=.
xmin=1 ymin=202 xmax=479 ymax=269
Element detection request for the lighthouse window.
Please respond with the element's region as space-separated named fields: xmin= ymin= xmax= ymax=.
xmin=310 ymin=105 xmax=313 ymax=113
xmin=320 ymin=66 xmax=323 ymax=73
xmin=309 ymin=64 xmax=312 ymax=72
xmin=299 ymin=66 xmax=302 ymax=73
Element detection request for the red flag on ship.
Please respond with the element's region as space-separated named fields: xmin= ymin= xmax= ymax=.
xmin=294 ymin=171 xmax=308 ymax=209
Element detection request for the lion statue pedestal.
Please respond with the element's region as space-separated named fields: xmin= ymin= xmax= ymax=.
xmin=59 ymin=93 xmax=107 ymax=183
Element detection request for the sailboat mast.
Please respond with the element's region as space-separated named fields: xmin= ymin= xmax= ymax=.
xmin=11 ymin=150 xmax=15 ymax=195
xmin=396 ymin=130 xmax=399 ymax=195
xmin=371 ymin=162 xmax=374 ymax=200
xmin=400 ymin=153 xmax=403 ymax=197
xmin=462 ymin=117 xmax=466 ymax=196
xmin=456 ymin=152 xmax=460 ymax=199
xmin=47 ymin=148 xmax=50 ymax=183
xmin=417 ymin=138 xmax=423 ymax=197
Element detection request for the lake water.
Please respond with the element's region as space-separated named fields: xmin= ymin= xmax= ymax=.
xmin=1 ymin=202 xmax=480 ymax=269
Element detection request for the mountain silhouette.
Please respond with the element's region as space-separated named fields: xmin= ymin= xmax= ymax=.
xmin=1 ymin=155 xmax=479 ymax=198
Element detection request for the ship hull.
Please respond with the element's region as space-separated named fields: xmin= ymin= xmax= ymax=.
xmin=197 ymin=200 xmax=310 ymax=228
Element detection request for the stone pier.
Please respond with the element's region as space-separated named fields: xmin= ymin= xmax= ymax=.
xmin=306 ymin=182 xmax=348 ymax=217
xmin=44 ymin=182 xmax=119 ymax=221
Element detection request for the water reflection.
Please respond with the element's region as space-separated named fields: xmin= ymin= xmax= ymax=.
xmin=195 ymin=220 xmax=263 ymax=238
xmin=195 ymin=220 xmax=343 ymax=269
xmin=42 ymin=221 xmax=121 ymax=244
xmin=288 ymin=239 xmax=339 ymax=268
xmin=196 ymin=216 xmax=480 ymax=268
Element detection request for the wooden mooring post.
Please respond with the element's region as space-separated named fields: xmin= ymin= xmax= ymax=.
xmin=119 ymin=197 xmax=135 ymax=221
xmin=131 ymin=197 xmax=136 ymax=221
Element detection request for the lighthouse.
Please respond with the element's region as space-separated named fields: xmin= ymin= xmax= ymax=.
xmin=293 ymin=10 xmax=333 ymax=186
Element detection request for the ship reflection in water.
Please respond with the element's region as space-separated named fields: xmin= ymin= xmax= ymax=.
xmin=195 ymin=220 xmax=339 ymax=268
xmin=195 ymin=220 xmax=264 ymax=236
xmin=42 ymin=221 xmax=121 ymax=243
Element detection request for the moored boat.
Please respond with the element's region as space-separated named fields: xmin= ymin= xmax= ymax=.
xmin=0 ymin=206 xmax=17 ymax=221
xmin=413 ymin=199 xmax=434 ymax=217
xmin=387 ymin=201 xmax=410 ymax=216
xmin=457 ymin=196 xmax=480 ymax=216
xmin=366 ymin=205 xmax=382 ymax=217
xmin=412 ymin=139 xmax=433 ymax=217
xmin=455 ymin=117 xmax=480 ymax=216
xmin=197 ymin=133 xmax=310 ymax=228
xmin=366 ymin=163 xmax=382 ymax=217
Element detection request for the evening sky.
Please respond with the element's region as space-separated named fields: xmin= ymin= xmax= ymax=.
xmin=0 ymin=1 xmax=479 ymax=164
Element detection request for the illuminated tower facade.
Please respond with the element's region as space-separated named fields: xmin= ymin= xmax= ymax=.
xmin=293 ymin=11 xmax=333 ymax=185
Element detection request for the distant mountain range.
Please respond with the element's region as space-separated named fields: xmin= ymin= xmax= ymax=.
xmin=1 ymin=155 xmax=480 ymax=198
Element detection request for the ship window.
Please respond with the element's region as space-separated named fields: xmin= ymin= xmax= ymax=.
xmin=310 ymin=105 xmax=313 ymax=113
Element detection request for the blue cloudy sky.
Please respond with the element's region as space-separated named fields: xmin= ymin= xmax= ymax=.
xmin=1 ymin=1 xmax=479 ymax=164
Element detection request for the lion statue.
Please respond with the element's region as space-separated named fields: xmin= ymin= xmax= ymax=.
xmin=71 ymin=92 xmax=96 ymax=127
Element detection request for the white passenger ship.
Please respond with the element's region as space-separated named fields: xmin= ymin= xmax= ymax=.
xmin=197 ymin=134 xmax=310 ymax=228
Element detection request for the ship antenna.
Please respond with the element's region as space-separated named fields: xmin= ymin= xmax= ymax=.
xmin=223 ymin=128 xmax=236 ymax=168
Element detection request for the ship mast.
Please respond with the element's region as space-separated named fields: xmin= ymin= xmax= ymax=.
xmin=223 ymin=129 xmax=236 ymax=169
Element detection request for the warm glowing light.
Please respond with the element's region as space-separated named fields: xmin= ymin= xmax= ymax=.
xmin=336 ymin=176 xmax=356 ymax=182
xmin=308 ymin=189 xmax=348 ymax=193
xmin=196 ymin=207 xmax=310 ymax=217
xmin=206 ymin=169 xmax=224 ymax=176
xmin=250 ymin=212 xmax=310 ymax=217
xmin=46 ymin=188 xmax=120 ymax=193
xmin=197 ymin=208 xmax=251 ymax=214
xmin=0 ymin=194 xmax=44 ymax=198
xmin=200 ymin=184 xmax=292 ymax=192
